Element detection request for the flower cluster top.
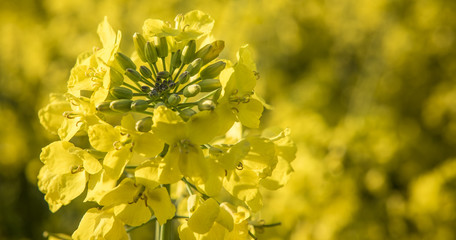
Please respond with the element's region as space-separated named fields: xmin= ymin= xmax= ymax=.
xmin=38 ymin=10 xmax=296 ymax=239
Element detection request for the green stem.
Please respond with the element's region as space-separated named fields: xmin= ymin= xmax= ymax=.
xmin=173 ymin=65 xmax=185 ymax=82
xmin=123 ymin=82 xmax=142 ymax=92
xmin=248 ymin=231 xmax=257 ymax=240
xmin=138 ymin=111 xmax=154 ymax=116
xmin=155 ymin=219 xmax=161 ymax=240
xmin=126 ymin=216 xmax=157 ymax=233
xmin=181 ymin=177 xmax=210 ymax=200
xmin=153 ymin=63 xmax=159 ymax=74
xmin=133 ymin=93 xmax=148 ymax=96
xmin=176 ymin=102 xmax=199 ymax=109
xmin=148 ymin=62 xmax=157 ymax=78
xmin=259 ymin=222 xmax=282 ymax=228
xmin=197 ymin=89 xmax=218 ymax=101
xmin=140 ymin=77 xmax=155 ymax=87
xmin=161 ymin=58 xmax=167 ymax=72
xmin=132 ymin=80 xmax=143 ymax=90
xmin=160 ymin=184 xmax=172 ymax=240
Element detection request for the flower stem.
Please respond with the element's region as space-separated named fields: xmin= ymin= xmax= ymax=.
xmin=155 ymin=219 xmax=161 ymax=239
xmin=160 ymin=184 xmax=172 ymax=240
xmin=181 ymin=177 xmax=210 ymax=200
xmin=161 ymin=58 xmax=167 ymax=72
xmin=123 ymin=82 xmax=142 ymax=92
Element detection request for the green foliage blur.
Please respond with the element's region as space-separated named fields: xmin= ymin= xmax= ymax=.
xmin=1 ymin=0 xmax=456 ymax=239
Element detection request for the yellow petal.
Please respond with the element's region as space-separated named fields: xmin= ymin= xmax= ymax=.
xmin=154 ymin=149 xmax=181 ymax=184
xmin=225 ymin=220 xmax=250 ymax=240
xmin=188 ymin=198 xmax=220 ymax=234
xmin=88 ymin=123 xmax=120 ymax=152
xmin=152 ymin=106 xmax=186 ymax=144
xmin=201 ymin=222 xmax=227 ymax=240
xmin=187 ymin=108 xmax=234 ymax=145
xmin=40 ymin=141 xmax=82 ymax=174
xmin=133 ymin=132 xmax=164 ymax=158
xmin=58 ymin=117 xmax=82 ymax=141
xmin=114 ymin=200 xmax=152 ymax=227
xmin=45 ymin=171 xmax=87 ymax=212
xmin=103 ymin=147 xmax=132 ymax=180
xmin=187 ymin=194 xmax=201 ymax=213
xmin=72 ymin=208 xmax=128 ymax=240
xmin=146 ymin=187 xmax=176 ymax=225
xmin=177 ymin=144 xmax=208 ymax=184
xmin=84 ymin=170 xmax=117 ymax=203
xmin=38 ymin=94 xmax=71 ymax=135
xmin=178 ymin=222 xmax=197 ymax=240
xmin=260 ymin=158 xmax=294 ymax=190
xmin=217 ymin=140 xmax=250 ymax=170
xmin=243 ymin=137 xmax=277 ymax=177
xmin=236 ymin=98 xmax=263 ymax=129
xmin=135 ymin=160 xmax=161 ymax=190
xmin=142 ymin=19 xmax=179 ymax=38
xmin=223 ymin=170 xmax=262 ymax=212
xmin=97 ymin=17 xmax=121 ymax=63
xmin=179 ymin=10 xmax=214 ymax=38
xmin=237 ymin=45 xmax=257 ymax=72
xmin=197 ymin=161 xmax=224 ymax=197
xmin=77 ymin=150 xmax=102 ymax=174
xmin=215 ymin=205 xmax=234 ymax=232
xmin=225 ymin=63 xmax=256 ymax=97
xmin=67 ymin=64 xmax=93 ymax=96
xmin=72 ymin=208 xmax=99 ymax=240
xmin=99 ymin=178 xmax=136 ymax=207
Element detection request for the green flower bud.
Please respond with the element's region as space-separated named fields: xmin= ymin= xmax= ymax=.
xmin=141 ymin=85 xmax=151 ymax=93
xmin=179 ymin=108 xmax=196 ymax=121
xmin=155 ymin=37 xmax=168 ymax=58
xmin=133 ymin=33 xmax=147 ymax=62
xmin=115 ymin=52 xmax=136 ymax=70
xmin=167 ymin=94 xmax=181 ymax=106
xmin=186 ymin=58 xmax=203 ymax=76
xmin=182 ymin=40 xmax=196 ymax=65
xmin=197 ymin=79 xmax=221 ymax=92
xmin=125 ymin=68 xmax=142 ymax=82
xmin=110 ymin=68 xmax=124 ymax=86
xmin=198 ymin=99 xmax=216 ymax=111
xmin=200 ymin=61 xmax=226 ymax=79
xmin=139 ymin=66 xmax=152 ymax=79
xmin=110 ymin=99 xmax=133 ymax=112
xmin=183 ymin=84 xmax=201 ymax=97
xmin=149 ymin=89 xmax=159 ymax=99
xmin=170 ymin=50 xmax=182 ymax=70
xmin=213 ymin=88 xmax=222 ymax=102
xmin=110 ymin=87 xmax=133 ymax=99
xmin=196 ymin=41 xmax=225 ymax=65
xmin=135 ymin=117 xmax=153 ymax=132
xmin=96 ymin=102 xmax=111 ymax=112
xmin=131 ymin=99 xmax=149 ymax=112
xmin=157 ymin=71 xmax=171 ymax=79
xmin=178 ymin=71 xmax=190 ymax=84
xmin=145 ymin=42 xmax=158 ymax=64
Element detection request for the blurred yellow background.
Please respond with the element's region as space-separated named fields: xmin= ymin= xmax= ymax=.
xmin=1 ymin=0 xmax=456 ymax=239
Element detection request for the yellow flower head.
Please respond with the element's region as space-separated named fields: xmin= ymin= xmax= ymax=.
xmin=37 ymin=10 xmax=295 ymax=240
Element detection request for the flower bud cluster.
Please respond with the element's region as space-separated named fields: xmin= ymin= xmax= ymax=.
xmin=37 ymin=11 xmax=296 ymax=240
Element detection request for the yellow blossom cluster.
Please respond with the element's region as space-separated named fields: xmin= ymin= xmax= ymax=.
xmin=38 ymin=10 xmax=296 ymax=239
